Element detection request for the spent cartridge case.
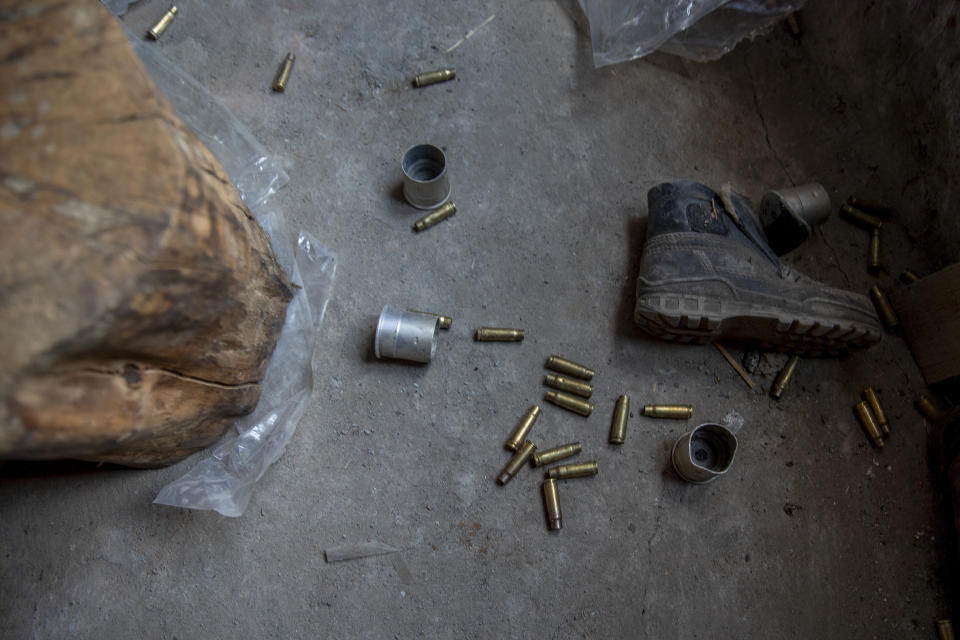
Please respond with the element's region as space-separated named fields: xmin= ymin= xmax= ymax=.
xmin=937 ymin=619 xmax=955 ymax=640
xmin=854 ymin=401 xmax=884 ymax=448
xmin=839 ymin=204 xmax=884 ymax=230
xmin=862 ymin=388 xmax=889 ymax=436
xmin=867 ymin=229 xmax=881 ymax=274
xmin=545 ymin=355 xmax=594 ymax=380
xmin=413 ymin=201 xmax=456 ymax=232
xmin=408 ymin=310 xmax=452 ymax=330
xmin=546 ymin=461 xmax=598 ymax=479
xmin=497 ymin=440 xmax=537 ymax=485
xmin=770 ymin=355 xmax=800 ymax=399
xmin=917 ymin=394 xmax=944 ymax=422
xmin=609 ymin=395 xmax=629 ymax=444
xmin=272 ymin=53 xmax=295 ymax=92
xmin=847 ymin=196 xmax=892 ymax=218
xmin=147 ymin=5 xmax=178 ymax=39
xmin=505 ymin=406 xmax=541 ymax=452
xmin=413 ymin=68 xmax=456 ymax=88
xmin=533 ymin=442 xmax=582 ymax=467
xmin=869 ymin=286 xmax=899 ymax=331
xmin=900 ymin=270 xmax=920 ymax=284
xmin=641 ymin=404 xmax=693 ymax=419
xmin=542 ymin=478 xmax=562 ymax=530
xmin=544 ymin=390 xmax=593 ymax=417
xmin=475 ymin=327 xmax=524 ymax=342
xmin=544 ymin=374 xmax=593 ymax=398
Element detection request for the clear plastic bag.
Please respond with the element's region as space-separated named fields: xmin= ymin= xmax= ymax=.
xmin=108 ymin=17 xmax=337 ymax=516
xmin=578 ymin=0 xmax=806 ymax=66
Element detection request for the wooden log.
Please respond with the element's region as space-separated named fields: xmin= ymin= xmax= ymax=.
xmin=0 ymin=0 xmax=293 ymax=467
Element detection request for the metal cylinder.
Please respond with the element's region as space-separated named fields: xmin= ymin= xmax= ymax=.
xmin=505 ymin=406 xmax=541 ymax=452
xmin=545 ymin=355 xmax=594 ymax=380
xmin=407 ymin=310 xmax=452 ymax=330
xmin=671 ymin=423 xmax=738 ymax=484
xmin=869 ymin=286 xmax=899 ymax=331
xmin=542 ymin=478 xmax=562 ymax=530
xmin=374 ymin=306 xmax=439 ymax=364
xmin=867 ymin=229 xmax=881 ymax=274
xmin=759 ymin=183 xmax=831 ymax=255
xmin=544 ymin=390 xmax=593 ymax=417
xmin=475 ymin=327 xmax=524 ymax=342
xmin=147 ymin=5 xmax=178 ymax=39
xmin=402 ymin=144 xmax=451 ymax=210
xmin=497 ymin=440 xmax=536 ymax=486
xmin=839 ymin=204 xmax=883 ymax=230
xmin=848 ymin=196 xmax=892 ymax=218
xmin=854 ymin=401 xmax=884 ymax=448
xmin=546 ymin=461 xmax=598 ymax=479
xmin=770 ymin=355 xmax=800 ymax=400
xmin=413 ymin=68 xmax=456 ymax=88
xmin=544 ymin=374 xmax=593 ymax=398
xmin=272 ymin=53 xmax=295 ymax=92
xmin=412 ymin=201 xmax=456 ymax=232
xmin=533 ymin=442 xmax=582 ymax=467
xmin=937 ymin=619 xmax=955 ymax=640
xmin=917 ymin=394 xmax=944 ymax=422
xmin=861 ymin=388 xmax=889 ymax=436
xmin=609 ymin=395 xmax=629 ymax=445
xmin=900 ymin=270 xmax=920 ymax=284
xmin=641 ymin=404 xmax=692 ymax=419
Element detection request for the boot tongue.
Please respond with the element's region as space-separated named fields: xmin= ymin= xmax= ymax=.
xmin=718 ymin=185 xmax=783 ymax=272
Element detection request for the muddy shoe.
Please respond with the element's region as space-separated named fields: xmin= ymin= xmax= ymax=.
xmin=634 ymin=180 xmax=882 ymax=356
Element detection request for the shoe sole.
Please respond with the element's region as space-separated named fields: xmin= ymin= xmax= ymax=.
xmin=635 ymin=292 xmax=881 ymax=357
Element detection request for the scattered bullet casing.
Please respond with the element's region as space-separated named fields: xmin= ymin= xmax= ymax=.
xmin=413 ymin=68 xmax=456 ymax=88
xmin=475 ymin=327 xmax=524 ymax=342
xmin=533 ymin=442 xmax=582 ymax=467
xmin=847 ymin=196 xmax=893 ymax=218
xmin=542 ymin=478 xmax=562 ymax=531
xmin=497 ymin=440 xmax=537 ymax=485
xmin=547 ymin=461 xmax=598 ymax=479
xmin=413 ymin=201 xmax=456 ymax=232
xmin=505 ymin=406 xmax=541 ymax=452
xmin=770 ymin=355 xmax=800 ymax=400
xmin=917 ymin=394 xmax=944 ymax=422
xmin=862 ymin=387 xmax=889 ymax=436
xmin=785 ymin=13 xmax=801 ymax=39
xmin=867 ymin=229 xmax=881 ymax=274
xmin=869 ymin=286 xmax=899 ymax=331
xmin=839 ymin=204 xmax=884 ymax=230
xmin=641 ymin=404 xmax=693 ymax=419
xmin=609 ymin=395 xmax=629 ymax=445
xmin=408 ymin=310 xmax=452 ymax=330
xmin=545 ymin=355 xmax=594 ymax=380
xmin=544 ymin=374 xmax=593 ymax=398
xmin=147 ymin=5 xmax=178 ymax=40
xmin=854 ymin=401 xmax=884 ymax=448
xmin=544 ymin=390 xmax=593 ymax=417
xmin=272 ymin=53 xmax=295 ymax=92
xmin=937 ymin=619 xmax=955 ymax=640
xmin=900 ymin=270 xmax=920 ymax=284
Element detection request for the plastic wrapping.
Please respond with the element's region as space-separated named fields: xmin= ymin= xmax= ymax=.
xmin=108 ymin=18 xmax=336 ymax=516
xmin=578 ymin=0 xmax=806 ymax=66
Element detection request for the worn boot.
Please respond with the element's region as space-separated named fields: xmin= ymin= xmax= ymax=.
xmin=634 ymin=181 xmax=882 ymax=356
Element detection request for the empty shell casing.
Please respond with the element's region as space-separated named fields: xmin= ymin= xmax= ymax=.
xmin=609 ymin=395 xmax=629 ymax=444
xmin=847 ymin=196 xmax=892 ymax=218
xmin=413 ymin=68 xmax=456 ymax=88
xmin=937 ymin=619 xmax=955 ymax=640
xmin=408 ymin=310 xmax=452 ymax=330
xmin=839 ymin=204 xmax=884 ymax=230
xmin=869 ymin=286 xmax=899 ymax=331
xmin=147 ymin=5 xmax=178 ymax=39
xmin=854 ymin=401 xmax=884 ymax=448
xmin=497 ymin=440 xmax=537 ymax=486
xmin=547 ymin=461 xmax=598 ymax=479
xmin=862 ymin=388 xmax=889 ymax=436
xmin=544 ymin=374 xmax=593 ymax=398
xmin=533 ymin=442 xmax=582 ymax=467
xmin=542 ymin=478 xmax=562 ymax=530
xmin=641 ymin=404 xmax=693 ymax=419
xmin=785 ymin=13 xmax=801 ymax=39
xmin=272 ymin=53 xmax=295 ymax=92
xmin=505 ymin=406 xmax=541 ymax=452
xmin=545 ymin=355 xmax=594 ymax=380
xmin=917 ymin=394 xmax=944 ymax=422
xmin=475 ymin=327 xmax=524 ymax=342
xmin=900 ymin=270 xmax=920 ymax=284
xmin=770 ymin=355 xmax=800 ymax=400
xmin=867 ymin=229 xmax=881 ymax=274
xmin=413 ymin=201 xmax=456 ymax=232
xmin=544 ymin=390 xmax=593 ymax=417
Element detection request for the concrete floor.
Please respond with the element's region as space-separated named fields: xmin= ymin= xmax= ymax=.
xmin=2 ymin=0 xmax=957 ymax=637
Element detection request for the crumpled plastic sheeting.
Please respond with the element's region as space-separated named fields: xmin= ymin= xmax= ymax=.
xmin=107 ymin=13 xmax=336 ymax=516
xmin=578 ymin=0 xmax=806 ymax=66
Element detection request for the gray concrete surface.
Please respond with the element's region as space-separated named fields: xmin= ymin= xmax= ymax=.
xmin=2 ymin=0 xmax=957 ymax=637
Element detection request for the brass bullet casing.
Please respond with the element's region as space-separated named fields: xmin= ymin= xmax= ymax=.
xmin=413 ymin=68 xmax=456 ymax=88
xmin=641 ymin=404 xmax=693 ymax=419
xmin=497 ymin=440 xmax=537 ymax=486
xmin=917 ymin=394 xmax=944 ymax=422
xmin=546 ymin=461 xmax=598 ymax=480
xmin=900 ymin=270 xmax=920 ymax=284
xmin=545 ymin=355 xmax=594 ymax=380
xmin=475 ymin=327 xmax=524 ymax=342
xmin=839 ymin=204 xmax=884 ymax=230
xmin=937 ymin=619 xmax=955 ymax=640
xmin=505 ymin=406 xmax=541 ymax=452
xmin=413 ymin=201 xmax=457 ymax=232
xmin=867 ymin=229 xmax=881 ymax=274
xmin=272 ymin=53 xmax=295 ymax=92
xmin=533 ymin=442 xmax=582 ymax=467
xmin=770 ymin=355 xmax=800 ymax=400
xmin=609 ymin=395 xmax=629 ymax=445
xmin=544 ymin=390 xmax=593 ymax=417
xmin=854 ymin=401 xmax=884 ymax=448
xmin=869 ymin=286 xmax=899 ymax=331
xmin=542 ymin=478 xmax=562 ymax=531
xmin=147 ymin=5 xmax=178 ymax=40
xmin=785 ymin=12 xmax=801 ymax=39
xmin=544 ymin=374 xmax=593 ymax=399
xmin=408 ymin=310 xmax=452 ymax=330
xmin=861 ymin=387 xmax=889 ymax=436
xmin=847 ymin=196 xmax=893 ymax=219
